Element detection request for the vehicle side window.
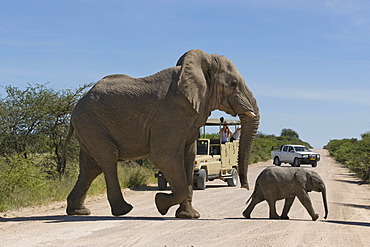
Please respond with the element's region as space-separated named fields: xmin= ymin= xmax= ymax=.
xmin=210 ymin=139 xmax=221 ymax=155
xmin=197 ymin=140 xmax=209 ymax=155
xmin=282 ymin=146 xmax=288 ymax=152
xmin=210 ymin=145 xmax=220 ymax=155
xmin=288 ymin=146 xmax=294 ymax=152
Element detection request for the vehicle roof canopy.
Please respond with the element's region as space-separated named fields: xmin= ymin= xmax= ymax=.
xmin=205 ymin=118 xmax=240 ymax=126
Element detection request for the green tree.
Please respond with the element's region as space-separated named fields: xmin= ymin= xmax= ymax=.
xmin=280 ymin=128 xmax=299 ymax=139
xmin=0 ymin=83 xmax=91 ymax=176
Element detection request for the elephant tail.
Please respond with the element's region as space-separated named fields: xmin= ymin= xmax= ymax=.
xmin=59 ymin=123 xmax=74 ymax=175
xmin=246 ymin=189 xmax=256 ymax=204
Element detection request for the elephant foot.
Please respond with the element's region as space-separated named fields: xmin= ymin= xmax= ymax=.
xmin=311 ymin=214 xmax=319 ymax=221
xmin=111 ymin=203 xmax=133 ymax=217
xmin=155 ymin=193 xmax=172 ymax=215
xmin=280 ymin=215 xmax=289 ymax=220
xmin=242 ymin=210 xmax=251 ymax=219
xmin=66 ymin=206 xmax=91 ymax=216
xmin=175 ymin=205 xmax=200 ymax=219
xmin=269 ymin=214 xmax=280 ymax=220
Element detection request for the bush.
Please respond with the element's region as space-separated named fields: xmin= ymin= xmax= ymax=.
xmin=325 ymin=132 xmax=370 ymax=182
xmin=0 ymin=154 xmax=76 ymax=211
xmin=121 ymin=164 xmax=154 ymax=188
xmin=0 ymin=156 xmax=156 ymax=212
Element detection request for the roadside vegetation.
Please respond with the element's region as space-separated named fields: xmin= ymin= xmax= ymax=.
xmin=0 ymin=84 xmax=155 ymax=212
xmin=0 ymin=83 xmax=311 ymax=212
xmin=324 ymin=133 xmax=370 ymax=182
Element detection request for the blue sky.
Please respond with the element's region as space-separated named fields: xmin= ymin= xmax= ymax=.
xmin=1 ymin=0 xmax=370 ymax=148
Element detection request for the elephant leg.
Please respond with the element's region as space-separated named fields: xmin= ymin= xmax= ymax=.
xmin=242 ymin=195 xmax=264 ymax=219
xmin=267 ymin=199 xmax=280 ymax=219
xmin=176 ymin=141 xmax=200 ymax=219
xmin=102 ymin=162 xmax=133 ymax=216
xmin=153 ymin=149 xmax=190 ymax=218
xmin=155 ymin=165 xmax=189 ymax=217
xmin=296 ymin=190 xmax=319 ymax=221
xmin=67 ymin=149 xmax=102 ymax=215
xmin=78 ymin=133 xmax=132 ymax=216
xmin=280 ymin=197 xmax=295 ymax=219
xmin=151 ymin=127 xmax=194 ymax=218
xmin=175 ymin=185 xmax=199 ymax=218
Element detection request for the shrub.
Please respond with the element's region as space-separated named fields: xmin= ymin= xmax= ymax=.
xmin=325 ymin=132 xmax=370 ymax=182
xmin=120 ymin=162 xmax=155 ymax=188
xmin=0 ymin=157 xmax=155 ymax=212
xmin=0 ymin=154 xmax=77 ymax=212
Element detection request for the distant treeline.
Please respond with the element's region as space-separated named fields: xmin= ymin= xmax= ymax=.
xmin=250 ymin=129 xmax=312 ymax=164
xmin=324 ymin=133 xmax=370 ymax=182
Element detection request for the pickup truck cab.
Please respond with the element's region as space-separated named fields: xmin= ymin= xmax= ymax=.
xmin=156 ymin=118 xmax=240 ymax=190
xmin=271 ymin=144 xmax=320 ymax=167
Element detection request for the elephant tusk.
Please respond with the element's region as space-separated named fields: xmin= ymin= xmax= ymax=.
xmin=244 ymin=111 xmax=256 ymax=118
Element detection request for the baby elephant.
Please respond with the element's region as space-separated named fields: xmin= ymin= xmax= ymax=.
xmin=243 ymin=166 xmax=328 ymax=221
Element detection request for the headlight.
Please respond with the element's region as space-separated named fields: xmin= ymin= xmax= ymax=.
xmin=302 ymin=155 xmax=308 ymax=158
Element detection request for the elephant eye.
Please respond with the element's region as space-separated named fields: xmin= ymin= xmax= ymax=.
xmin=230 ymin=81 xmax=238 ymax=89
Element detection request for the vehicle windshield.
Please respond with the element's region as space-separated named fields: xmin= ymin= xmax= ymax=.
xmin=197 ymin=140 xmax=209 ymax=155
xmin=294 ymin=146 xmax=311 ymax=152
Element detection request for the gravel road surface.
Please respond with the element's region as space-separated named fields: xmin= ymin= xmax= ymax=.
xmin=1 ymin=149 xmax=369 ymax=246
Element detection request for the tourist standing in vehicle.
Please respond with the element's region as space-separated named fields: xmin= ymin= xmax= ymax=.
xmin=221 ymin=125 xmax=233 ymax=144
xmin=231 ymin=126 xmax=241 ymax=141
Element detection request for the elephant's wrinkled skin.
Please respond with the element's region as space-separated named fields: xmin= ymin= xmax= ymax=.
xmin=63 ymin=49 xmax=259 ymax=218
xmin=243 ymin=167 xmax=328 ymax=221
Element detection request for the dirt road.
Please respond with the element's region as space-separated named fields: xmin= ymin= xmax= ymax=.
xmin=1 ymin=149 xmax=370 ymax=246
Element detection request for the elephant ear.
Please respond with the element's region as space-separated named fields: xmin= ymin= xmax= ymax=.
xmin=176 ymin=49 xmax=215 ymax=114
xmin=294 ymin=169 xmax=313 ymax=192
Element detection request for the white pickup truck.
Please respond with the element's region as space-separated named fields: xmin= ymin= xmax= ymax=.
xmin=271 ymin=144 xmax=320 ymax=167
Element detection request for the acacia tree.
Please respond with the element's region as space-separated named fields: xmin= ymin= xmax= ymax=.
xmin=280 ymin=128 xmax=299 ymax=139
xmin=0 ymin=83 xmax=92 ymax=177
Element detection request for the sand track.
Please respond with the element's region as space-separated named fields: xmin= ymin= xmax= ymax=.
xmin=1 ymin=149 xmax=369 ymax=246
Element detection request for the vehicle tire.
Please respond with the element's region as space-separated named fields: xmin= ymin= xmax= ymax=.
xmin=312 ymin=161 xmax=317 ymax=167
xmin=197 ymin=169 xmax=207 ymax=190
xmin=158 ymin=175 xmax=167 ymax=190
xmin=274 ymin=156 xmax=281 ymax=166
xmin=227 ymin=168 xmax=238 ymax=186
xmin=293 ymin=158 xmax=301 ymax=167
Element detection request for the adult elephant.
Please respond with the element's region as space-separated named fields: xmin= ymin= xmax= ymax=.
xmin=62 ymin=49 xmax=260 ymax=218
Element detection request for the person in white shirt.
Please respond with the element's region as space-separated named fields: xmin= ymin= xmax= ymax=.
xmin=220 ymin=125 xmax=233 ymax=144
xmin=231 ymin=126 xmax=241 ymax=141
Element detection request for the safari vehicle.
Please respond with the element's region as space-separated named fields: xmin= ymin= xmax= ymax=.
xmin=271 ymin=144 xmax=320 ymax=167
xmin=156 ymin=118 xmax=240 ymax=190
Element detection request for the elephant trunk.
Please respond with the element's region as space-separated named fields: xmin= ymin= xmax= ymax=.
xmin=238 ymin=113 xmax=260 ymax=189
xmin=322 ymin=186 xmax=328 ymax=219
